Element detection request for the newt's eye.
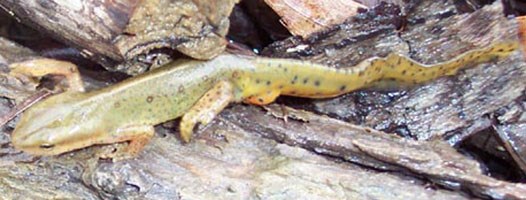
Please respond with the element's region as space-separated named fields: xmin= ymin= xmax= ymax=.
xmin=39 ymin=144 xmax=55 ymax=149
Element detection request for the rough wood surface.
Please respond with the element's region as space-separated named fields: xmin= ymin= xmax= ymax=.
xmin=0 ymin=1 xmax=525 ymax=200
xmin=264 ymin=0 xmax=365 ymax=38
xmin=0 ymin=0 xmax=238 ymax=74
xmin=263 ymin=1 xmax=524 ymax=142
xmin=0 ymin=0 xmax=136 ymax=63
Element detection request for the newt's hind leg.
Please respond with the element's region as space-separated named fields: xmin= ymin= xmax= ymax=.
xmin=99 ymin=125 xmax=154 ymax=161
xmin=9 ymin=58 xmax=85 ymax=92
xmin=180 ymin=81 xmax=234 ymax=142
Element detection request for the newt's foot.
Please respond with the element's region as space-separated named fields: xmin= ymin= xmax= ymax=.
xmin=180 ymin=81 xmax=234 ymax=142
xmin=9 ymin=58 xmax=85 ymax=92
xmin=98 ymin=125 xmax=154 ymax=161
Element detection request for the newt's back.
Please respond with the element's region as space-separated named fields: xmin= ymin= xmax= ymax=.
xmin=10 ymin=41 xmax=518 ymax=157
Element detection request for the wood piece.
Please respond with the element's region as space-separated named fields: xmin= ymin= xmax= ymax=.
xmin=493 ymin=98 xmax=526 ymax=174
xmin=223 ymin=104 xmax=526 ymax=199
xmin=0 ymin=0 xmax=239 ymax=74
xmin=264 ymin=0 xmax=366 ymax=38
xmin=518 ymin=16 xmax=526 ymax=57
xmin=0 ymin=68 xmax=469 ymax=199
xmin=0 ymin=37 xmax=40 ymax=102
xmin=0 ymin=0 xmax=524 ymax=199
xmin=0 ymin=0 xmax=135 ymax=62
xmin=262 ymin=1 xmax=523 ymax=142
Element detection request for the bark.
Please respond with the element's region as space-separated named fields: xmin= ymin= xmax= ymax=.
xmin=263 ymin=0 xmax=366 ymax=38
xmin=0 ymin=0 xmax=238 ymax=74
xmin=0 ymin=1 xmax=525 ymax=200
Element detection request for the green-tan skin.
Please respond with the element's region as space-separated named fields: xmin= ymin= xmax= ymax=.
xmin=11 ymin=41 xmax=518 ymax=158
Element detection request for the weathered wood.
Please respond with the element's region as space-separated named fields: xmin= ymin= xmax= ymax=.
xmin=262 ymin=1 xmax=523 ymax=142
xmin=0 ymin=37 xmax=470 ymax=198
xmin=0 ymin=0 xmax=135 ymax=63
xmin=0 ymin=1 xmax=525 ymax=199
xmin=264 ymin=0 xmax=365 ymax=38
xmin=0 ymin=0 xmax=239 ymax=74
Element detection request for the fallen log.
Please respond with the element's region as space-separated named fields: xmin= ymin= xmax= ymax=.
xmin=0 ymin=0 xmax=238 ymax=74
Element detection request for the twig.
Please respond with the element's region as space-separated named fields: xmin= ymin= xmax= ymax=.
xmin=0 ymin=90 xmax=53 ymax=129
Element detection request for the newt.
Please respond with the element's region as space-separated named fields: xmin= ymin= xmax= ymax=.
xmin=9 ymin=41 xmax=518 ymax=158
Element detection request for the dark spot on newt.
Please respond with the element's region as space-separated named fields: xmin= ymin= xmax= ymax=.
xmin=278 ymin=63 xmax=282 ymax=68
xmin=291 ymin=75 xmax=298 ymax=84
xmin=258 ymin=98 xmax=264 ymax=103
xmin=358 ymin=71 xmax=365 ymax=76
xmin=232 ymin=71 xmax=239 ymax=78
xmin=409 ymin=62 xmax=414 ymax=66
xmin=284 ymin=68 xmax=288 ymax=72
xmin=290 ymin=91 xmax=297 ymax=95
xmin=216 ymin=91 xmax=221 ymax=95
xmin=303 ymin=78 xmax=309 ymax=84
xmin=178 ymin=85 xmax=185 ymax=93
xmin=266 ymin=81 xmax=271 ymax=85
xmin=278 ymin=85 xmax=284 ymax=89
xmin=497 ymin=48 xmax=504 ymax=52
xmin=339 ymin=85 xmax=346 ymax=91
xmin=146 ymin=96 xmax=154 ymax=103
xmin=402 ymin=70 xmax=407 ymax=75
xmin=397 ymin=58 xmax=401 ymax=65
xmin=314 ymin=80 xmax=320 ymax=86
xmin=256 ymin=79 xmax=260 ymax=84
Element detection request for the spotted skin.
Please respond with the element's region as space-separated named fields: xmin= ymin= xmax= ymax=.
xmin=10 ymin=41 xmax=518 ymax=158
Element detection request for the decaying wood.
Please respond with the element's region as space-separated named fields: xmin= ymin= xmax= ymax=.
xmin=264 ymin=0 xmax=366 ymax=38
xmin=0 ymin=37 xmax=41 ymax=102
xmin=0 ymin=0 xmax=238 ymax=74
xmin=257 ymin=1 xmax=526 ymax=198
xmin=263 ymin=1 xmax=523 ymax=142
xmin=0 ymin=1 xmax=525 ymax=199
xmin=494 ymin=98 xmax=526 ymax=174
xmin=223 ymin=104 xmax=526 ymax=199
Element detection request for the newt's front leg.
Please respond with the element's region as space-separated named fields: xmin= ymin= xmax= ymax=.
xmin=180 ymin=81 xmax=234 ymax=142
xmin=99 ymin=125 xmax=154 ymax=160
xmin=9 ymin=58 xmax=85 ymax=92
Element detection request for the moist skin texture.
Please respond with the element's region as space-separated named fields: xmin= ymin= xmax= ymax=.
xmin=10 ymin=41 xmax=518 ymax=158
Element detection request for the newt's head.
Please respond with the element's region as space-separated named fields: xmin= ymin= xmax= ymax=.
xmin=11 ymin=92 xmax=101 ymax=156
